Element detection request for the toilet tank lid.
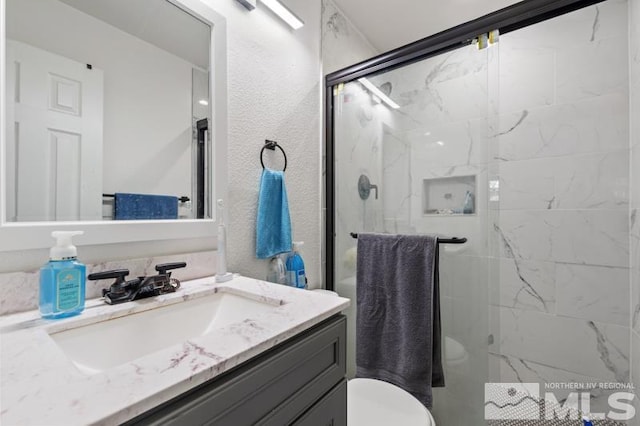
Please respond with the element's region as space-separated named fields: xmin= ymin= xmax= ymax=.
xmin=444 ymin=336 xmax=468 ymax=361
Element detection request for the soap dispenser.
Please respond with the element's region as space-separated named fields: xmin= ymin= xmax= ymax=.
xmin=286 ymin=242 xmax=307 ymax=289
xmin=39 ymin=231 xmax=86 ymax=319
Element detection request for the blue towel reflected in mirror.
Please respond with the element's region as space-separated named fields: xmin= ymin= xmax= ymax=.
xmin=114 ymin=193 xmax=178 ymax=220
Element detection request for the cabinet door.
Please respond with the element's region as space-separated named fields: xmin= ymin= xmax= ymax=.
xmin=126 ymin=315 xmax=346 ymax=426
xmin=292 ymin=380 xmax=347 ymax=426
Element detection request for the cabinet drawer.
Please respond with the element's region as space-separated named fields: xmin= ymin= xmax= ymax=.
xmin=127 ymin=314 xmax=346 ymax=426
xmin=292 ymin=380 xmax=347 ymax=426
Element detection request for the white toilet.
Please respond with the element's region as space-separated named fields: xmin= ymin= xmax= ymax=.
xmin=348 ymin=378 xmax=436 ymax=425
xmin=444 ymin=336 xmax=469 ymax=368
xmin=312 ymin=289 xmax=437 ymax=425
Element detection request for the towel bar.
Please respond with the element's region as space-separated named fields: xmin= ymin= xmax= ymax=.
xmin=349 ymin=232 xmax=467 ymax=244
xmin=103 ymin=194 xmax=190 ymax=203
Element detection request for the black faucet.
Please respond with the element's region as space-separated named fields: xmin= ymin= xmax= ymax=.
xmin=88 ymin=262 xmax=187 ymax=305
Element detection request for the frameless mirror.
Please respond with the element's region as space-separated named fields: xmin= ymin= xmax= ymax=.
xmin=4 ymin=0 xmax=212 ymax=222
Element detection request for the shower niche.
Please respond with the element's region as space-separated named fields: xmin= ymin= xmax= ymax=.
xmin=422 ymin=175 xmax=476 ymax=216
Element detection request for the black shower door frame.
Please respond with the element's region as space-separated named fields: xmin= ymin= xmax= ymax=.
xmin=324 ymin=0 xmax=606 ymax=290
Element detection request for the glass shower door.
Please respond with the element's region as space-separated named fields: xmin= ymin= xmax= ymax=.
xmin=333 ymin=41 xmax=496 ymax=424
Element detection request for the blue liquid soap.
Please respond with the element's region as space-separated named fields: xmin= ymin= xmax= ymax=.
xmin=39 ymin=231 xmax=86 ymax=319
xmin=286 ymin=242 xmax=307 ymax=289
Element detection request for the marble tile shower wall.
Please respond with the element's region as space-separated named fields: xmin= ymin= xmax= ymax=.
xmin=488 ymin=0 xmax=634 ymax=414
xmin=630 ymin=0 xmax=640 ymax=416
xmin=321 ymin=0 xmax=379 ymax=290
xmin=331 ymin=0 xmax=636 ymax=421
xmin=334 ymin=83 xmax=398 ymax=284
xmin=374 ymin=45 xmax=494 ymax=360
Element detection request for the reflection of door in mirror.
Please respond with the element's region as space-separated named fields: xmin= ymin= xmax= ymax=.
xmin=5 ymin=0 xmax=212 ymax=222
xmin=6 ymin=41 xmax=104 ymax=222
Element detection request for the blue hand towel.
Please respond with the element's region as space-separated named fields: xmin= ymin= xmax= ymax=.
xmin=114 ymin=193 xmax=178 ymax=220
xmin=256 ymin=169 xmax=292 ymax=258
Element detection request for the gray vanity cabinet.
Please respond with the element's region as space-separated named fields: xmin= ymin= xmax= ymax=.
xmin=290 ymin=380 xmax=346 ymax=426
xmin=125 ymin=315 xmax=347 ymax=426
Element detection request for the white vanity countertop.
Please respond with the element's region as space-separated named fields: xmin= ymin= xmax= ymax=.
xmin=0 ymin=275 xmax=350 ymax=426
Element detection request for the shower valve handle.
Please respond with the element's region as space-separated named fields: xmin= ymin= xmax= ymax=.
xmin=358 ymin=174 xmax=379 ymax=200
xmin=370 ymin=183 xmax=378 ymax=199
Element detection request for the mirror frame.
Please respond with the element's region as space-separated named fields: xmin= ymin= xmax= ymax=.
xmin=0 ymin=0 xmax=228 ymax=251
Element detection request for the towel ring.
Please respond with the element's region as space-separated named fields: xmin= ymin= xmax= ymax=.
xmin=260 ymin=140 xmax=287 ymax=172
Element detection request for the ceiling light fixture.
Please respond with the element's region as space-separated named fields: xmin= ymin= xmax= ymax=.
xmin=260 ymin=0 xmax=304 ymax=29
xmin=235 ymin=0 xmax=303 ymax=30
xmin=357 ymin=78 xmax=400 ymax=109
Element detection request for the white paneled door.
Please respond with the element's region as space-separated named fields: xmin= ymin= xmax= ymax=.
xmin=6 ymin=40 xmax=103 ymax=222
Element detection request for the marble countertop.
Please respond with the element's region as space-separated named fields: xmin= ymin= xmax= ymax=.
xmin=0 ymin=275 xmax=349 ymax=426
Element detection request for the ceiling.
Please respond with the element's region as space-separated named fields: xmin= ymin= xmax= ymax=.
xmin=58 ymin=0 xmax=210 ymax=69
xmin=331 ymin=0 xmax=522 ymax=53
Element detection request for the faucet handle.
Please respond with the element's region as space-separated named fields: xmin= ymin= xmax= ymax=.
xmin=155 ymin=262 xmax=186 ymax=275
xmin=88 ymin=269 xmax=129 ymax=282
xmin=88 ymin=269 xmax=131 ymax=299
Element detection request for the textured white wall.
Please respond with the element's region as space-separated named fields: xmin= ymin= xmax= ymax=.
xmin=200 ymin=0 xmax=323 ymax=287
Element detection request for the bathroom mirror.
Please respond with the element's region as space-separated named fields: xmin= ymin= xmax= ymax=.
xmin=0 ymin=0 xmax=228 ymax=249
xmin=5 ymin=0 xmax=213 ymax=222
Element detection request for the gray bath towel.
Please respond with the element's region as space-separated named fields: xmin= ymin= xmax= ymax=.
xmin=355 ymin=233 xmax=444 ymax=409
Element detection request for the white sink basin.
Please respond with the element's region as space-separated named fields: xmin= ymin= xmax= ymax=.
xmin=49 ymin=291 xmax=280 ymax=375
